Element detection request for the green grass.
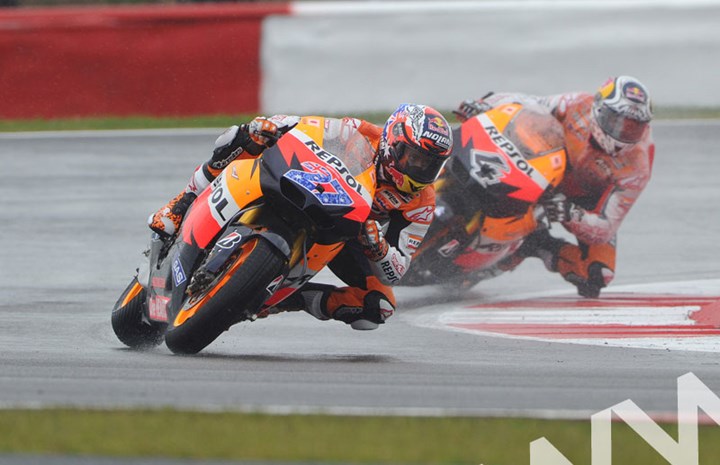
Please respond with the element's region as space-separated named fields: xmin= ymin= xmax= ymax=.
xmin=1 ymin=107 xmax=718 ymax=133
xmin=1 ymin=409 xmax=719 ymax=464
xmin=0 ymin=114 xmax=258 ymax=132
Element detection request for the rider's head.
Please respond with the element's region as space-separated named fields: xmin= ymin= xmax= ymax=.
xmin=379 ymin=104 xmax=453 ymax=193
xmin=590 ymin=76 xmax=653 ymax=155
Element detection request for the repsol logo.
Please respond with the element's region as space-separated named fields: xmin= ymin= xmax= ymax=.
xmin=380 ymin=259 xmax=400 ymax=284
xmin=483 ymin=124 xmax=536 ymax=177
xmin=305 ymin=140 xmax=366 ymax=197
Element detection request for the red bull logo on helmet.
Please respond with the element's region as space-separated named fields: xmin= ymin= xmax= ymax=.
xmin=421 ymin=115 xmax=452 ymax=152
xmin=623 ymin=82 xmax=647 ymax=104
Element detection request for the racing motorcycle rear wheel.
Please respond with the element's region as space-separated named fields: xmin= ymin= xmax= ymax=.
xmin=111 ymin=279 xmax=166 ymax=349
xmin=164 ymin=237 xmax=287 ymax=355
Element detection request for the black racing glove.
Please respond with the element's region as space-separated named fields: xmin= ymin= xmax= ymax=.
xmin=452 ymin=92 xmax=495 ymax=122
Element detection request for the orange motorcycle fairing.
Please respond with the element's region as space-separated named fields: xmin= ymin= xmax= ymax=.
xmin=400 ymin=102 xmax=569 ymax=289
xmin=454 ymin=210 xmax=538 ymax=271
xmin=274 ymin=126 xmax=375 ymax=223
xmin=182 ymin=158 xmax=263 ymax=249
xmin=262 ymin=241 xmax=346 ymax=308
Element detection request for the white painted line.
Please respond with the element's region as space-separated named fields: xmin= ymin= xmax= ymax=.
xmin=409 ymin=279 xmax=720 ymax=353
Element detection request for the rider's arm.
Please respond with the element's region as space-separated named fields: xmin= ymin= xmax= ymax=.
xmin=367 ymin=212 xmax=432 ymax=286
xmin=563 ymin=182 xmax=645 ymax=244
xmin=192 ymin=116 xmax=301 ymax=193
xmin=561 ymin=142 xmax=654 ymax=244
xmin=485 ymin=92 xmax=590 ymax=116
xmin=454 ymin=92 xmax=573 ymax=122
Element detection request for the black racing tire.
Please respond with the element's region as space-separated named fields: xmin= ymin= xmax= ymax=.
xmin=164 ymin=238 xmax=286 ymax=355
xmin=111 ymin=279 xmax=166 ymax=349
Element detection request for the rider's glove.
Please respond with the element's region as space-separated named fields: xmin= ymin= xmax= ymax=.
xmin=243 ymin=115 xmax=300 ymax=153
xmin=452 ymin=93 xmax=495 ymax=122
xmin=542 ymin=193 xmax=582 ymax=224
xmin=212 ymin=116 xmax=300 ymax=166
xmin=358 ymin=219 xmax=389 ymax=262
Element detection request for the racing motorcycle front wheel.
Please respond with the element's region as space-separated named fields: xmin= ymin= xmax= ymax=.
xmin=111 ymin=279 xmax=166 ymax=349
xmin=164 ymin=237 xmax=287 ymax=355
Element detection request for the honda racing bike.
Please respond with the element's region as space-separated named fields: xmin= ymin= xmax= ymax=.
xmin=111 ymin=118 xmax=377 ymax=354
xmin=400 ymin=102 xmax=567 ymax=290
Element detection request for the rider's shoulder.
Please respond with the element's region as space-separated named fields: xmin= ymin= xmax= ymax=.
xmin=357 ymin=119 xmax=383 ymax=143
xmin=553 ymin=92 xmax=593 ymax=118
xmin=400 ymin=186 xmax=436 ymax=224
xmin=324 ymin=117 xmax=382 ymax=148
xmin=400 ymin=185 xmax=436 ymax=211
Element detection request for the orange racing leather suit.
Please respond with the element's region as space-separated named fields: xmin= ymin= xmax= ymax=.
xmin=478 ymin=92 xmax=655 ymax=296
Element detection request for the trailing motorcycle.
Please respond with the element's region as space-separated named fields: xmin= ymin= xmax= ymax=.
xmin=111 ymin=117 xmax=377 ymax=354
xmin=400 ymin=103 xmax=567 ymax=290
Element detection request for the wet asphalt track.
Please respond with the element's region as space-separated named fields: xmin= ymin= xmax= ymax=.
xmin=0 ymin=121 xmax=719 ymax=424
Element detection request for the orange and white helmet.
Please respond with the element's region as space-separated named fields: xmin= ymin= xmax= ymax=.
xmin=591 ymin=76 xmax=653 ymax=154
xmin=379 ymin=104 xmax=453 ymax=193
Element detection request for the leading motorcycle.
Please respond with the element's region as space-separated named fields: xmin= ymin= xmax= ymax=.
xmin=111 ymin=117 xmax=377 ymax=354
xmin=400 ymin=102 xmax=567 ymax=290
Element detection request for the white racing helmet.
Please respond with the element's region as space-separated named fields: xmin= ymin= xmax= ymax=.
xmin=591 ymin=76 xmax=653 ymax=154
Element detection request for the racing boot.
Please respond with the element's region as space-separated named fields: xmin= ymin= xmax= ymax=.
xmin=256 ymin=283 xmax=334 ymax=319
xmin=330 ymin=290 xmax=395 ymax=331
xmin=148 ymin=191 xmax=197 ymax=238
xmin=316 ymin=284 xmax=395 ymax=331
xmin=148 ymin=165 xmax=213 ymax=238
xmin=264 ymin=284 xmax=394 ymax=331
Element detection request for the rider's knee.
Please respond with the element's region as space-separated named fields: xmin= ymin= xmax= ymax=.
xmin=333 ymin=291 xmax=395 ymax=330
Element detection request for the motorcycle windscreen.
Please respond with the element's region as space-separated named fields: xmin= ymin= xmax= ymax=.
xmin=455 ymin=105 xmax=565 ymax=207
xmin=260 ymin=127 xmax=375 ymax=232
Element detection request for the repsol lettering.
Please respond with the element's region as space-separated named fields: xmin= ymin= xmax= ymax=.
xmin=484 ymin=124 xmax=536 ymax=176
xmin=380 ymin=259 xmax=400 ymax=283
xmin=304 ymin=140 xmax=366 ymax=196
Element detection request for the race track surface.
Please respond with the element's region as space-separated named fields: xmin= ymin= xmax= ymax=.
xmin=1 ymin=121 xmax=719 ymax=418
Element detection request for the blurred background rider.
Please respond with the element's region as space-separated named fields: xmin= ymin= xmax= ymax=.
xmin=454 ymin=76 xmax=655 ymax=297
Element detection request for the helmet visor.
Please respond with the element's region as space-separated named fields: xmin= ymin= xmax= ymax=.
xmin=596 ymin=106 xmax=648 ymax=144
xmin=393 ymin=142 xmax=449 ymax=185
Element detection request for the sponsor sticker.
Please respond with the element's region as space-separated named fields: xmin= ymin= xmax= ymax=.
xmin=391 ymin=254 xmax=406 ymax=275
xmin=407 ymin=234 xmax=423 ymax=251
xmin=217 ymin=231 xmax=242 ymax=249
xmin=284 ymin=162 xmax=353 ymax=207
xmin=438 ymin=239 xmax=460 ymax=257
xmin=266 ymin=274 xmax=285 ymax=295
xmin=172 ymin=256 xmax=187 ymax=286
xmin=380 ymin=259 xmax=400 ymax=284
xmin=405 ymin=206 xmax=434 ymax=223
xmin=148 ymin=295 xmax=170 ymax=322
xmin=623 ymin=82 xmax=647 ymax=103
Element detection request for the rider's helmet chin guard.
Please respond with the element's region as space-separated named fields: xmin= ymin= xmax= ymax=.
xmin=590 ymin=75 xmax=653 ymax=155
xmin=379 ymin=104 xmax=453 ymax=194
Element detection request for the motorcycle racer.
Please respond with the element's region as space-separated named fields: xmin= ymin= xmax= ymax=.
xmin=453 ymin=76 xmax=655 ymax=297
xmin=149 ymin=104 xmax=453 ymax=329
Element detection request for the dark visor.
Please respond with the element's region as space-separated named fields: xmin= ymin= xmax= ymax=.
xmin=392 ymin=142 xmax=449 ymax=184
xmin=597 ymin=106 xmax=648 ymax=144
